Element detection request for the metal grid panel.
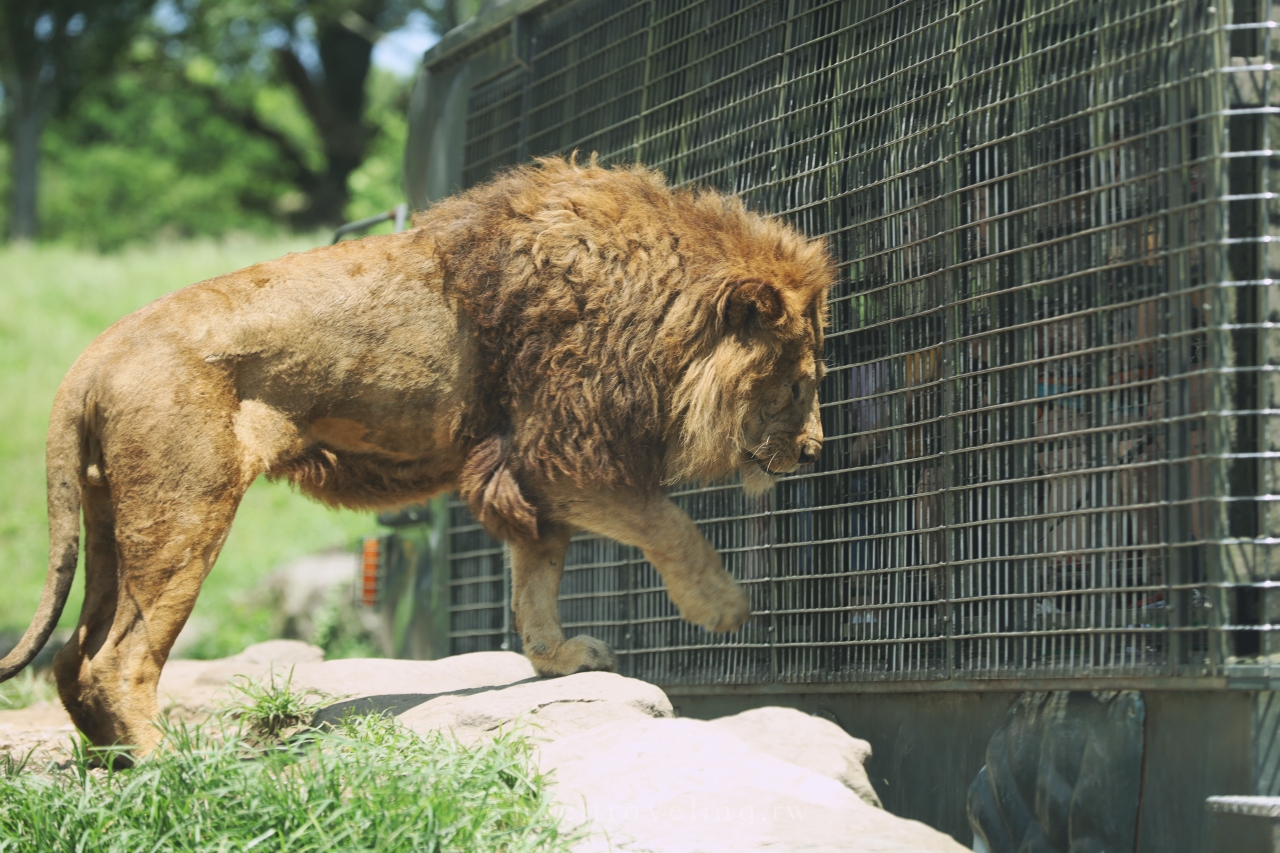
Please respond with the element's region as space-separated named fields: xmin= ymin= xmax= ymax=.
xmin=525 ymin=0 xmax=650 ymax=157
xmin=1219 ymin=0 xmax=1280 ymax=676
xmin=445 ymin=499 xmax=507 ymax=655
xmin=441 ymin=0 xmax=1280 ymax=685
xmin=462 ymin=69 xmax=526 ymax=189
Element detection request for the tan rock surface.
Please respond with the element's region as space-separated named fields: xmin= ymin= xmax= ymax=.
xmin=711 ymin=706 xmax=883 ymax=808
xmin=160 ymin=644 xmax=539 ymax=722
xmin=396 ymin=670 xmax=673 ymax=744
xmin=158 ymin=639 xmax=325 ymax=715
xmin=2 ymin=645 xmax=541 ymax=761
xmin=297 ymin=651 xmax=537 ymax=705
xmin=539 ymin=717 xmax=968 ymax=853
xmin=0 ymin=647 xmax=967 ymax=853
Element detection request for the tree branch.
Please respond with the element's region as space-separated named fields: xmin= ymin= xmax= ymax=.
xmin=182 ymin=76 xmax=321 ymax=191
xmin=275 ymin=46 xmax=338 ymax=141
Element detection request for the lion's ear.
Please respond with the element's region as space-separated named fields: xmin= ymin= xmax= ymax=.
xmin=719 ymin=279 xmax=786 ymax=329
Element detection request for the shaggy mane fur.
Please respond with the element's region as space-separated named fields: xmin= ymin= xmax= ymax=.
xmin=416 ymin=157 xmax=832 ymax=537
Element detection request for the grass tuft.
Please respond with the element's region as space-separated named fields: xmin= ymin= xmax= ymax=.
xmin=0 ymin=669 xmax=59 ymax=710
xmin=0 ymin=676 xmax=575 ymax=852
xmin=226 ymin=668 xmax=329 ymax=743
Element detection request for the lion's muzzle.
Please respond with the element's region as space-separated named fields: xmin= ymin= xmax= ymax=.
xmin=798 ymin=437 xmax=822 ymax=466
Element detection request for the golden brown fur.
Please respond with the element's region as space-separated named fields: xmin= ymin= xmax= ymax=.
xmin=0 ymin=157 xmax=831 ymax=754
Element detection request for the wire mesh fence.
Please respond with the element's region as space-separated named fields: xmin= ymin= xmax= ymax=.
xmin=438 ymin=0 xmax=1280 ymax=686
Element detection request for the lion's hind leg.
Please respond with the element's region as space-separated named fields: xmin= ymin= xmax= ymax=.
xmin=53 ymin=414 xmax=251 ymax=757
xmin=510 ymin=528 xmax=618 ymax=677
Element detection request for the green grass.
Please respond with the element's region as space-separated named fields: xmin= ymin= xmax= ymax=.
xmin=225 ymin=668 xmax=330 ymax=743
xmin=0 ymin=236 xmax=378 ymax=650
xmin=0 ymin=677 xmax=573 ymax=852
xmin=0 ymin=669 xmax=58 ymax=710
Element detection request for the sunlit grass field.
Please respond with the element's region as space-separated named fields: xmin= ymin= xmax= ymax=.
xmin=0 ymin=235 xmax=378 ymax=655
xmin=0 ymin=677 xmax=572 ymax=852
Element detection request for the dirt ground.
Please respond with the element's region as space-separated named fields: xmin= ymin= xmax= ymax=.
xmin=0 ymin=700 xmax=77 ymax=767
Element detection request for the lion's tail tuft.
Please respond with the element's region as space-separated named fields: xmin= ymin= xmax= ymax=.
xmin=0 ymin=392 xmax=83 ymax=681
xmin=459 ymin=435 xmax=539 ymax=543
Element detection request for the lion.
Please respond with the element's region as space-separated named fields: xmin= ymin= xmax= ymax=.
xmin=0 ymin=157 xmax=832 ymax=754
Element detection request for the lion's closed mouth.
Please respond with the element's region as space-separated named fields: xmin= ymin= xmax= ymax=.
xmin=744 ymin=450 xmax=786 ymax=476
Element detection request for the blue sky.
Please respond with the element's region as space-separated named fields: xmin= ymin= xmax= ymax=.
xmin=372 ymin=11 xmax=441 ymax=78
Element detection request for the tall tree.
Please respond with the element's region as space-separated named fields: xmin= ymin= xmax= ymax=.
xmin=0 ymin=0 xmax=155 ymax=241
xmin=167 ymin=0 xmax=443 ymax=227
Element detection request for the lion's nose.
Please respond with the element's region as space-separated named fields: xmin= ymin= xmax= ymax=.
xmin=799 ymin=440 xmax=821 ymax=465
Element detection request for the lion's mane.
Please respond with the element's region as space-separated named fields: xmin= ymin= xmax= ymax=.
xmin=418 ymin=157 xmax=832 ymax=540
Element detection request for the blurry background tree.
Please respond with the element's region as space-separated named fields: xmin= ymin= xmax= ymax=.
xmin=0 ymin=0 xmax=482 ymax=249
xmin=0 ymin=0 xmax=157 ymax=242
xmin=160 ymin=0 xmax=425 ymax=229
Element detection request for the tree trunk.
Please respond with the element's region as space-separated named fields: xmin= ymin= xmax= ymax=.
xmin=276 ymin=18 xmax=377 ymax=228
xmin=7 ymin=73 xmax=50 ymax=243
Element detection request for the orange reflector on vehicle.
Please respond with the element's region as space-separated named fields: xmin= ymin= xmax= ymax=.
xmin=360 ymin=537 xmax=380 ymax=607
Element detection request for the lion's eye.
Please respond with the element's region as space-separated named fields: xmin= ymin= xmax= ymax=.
xmin=791 ymin=382 xmax=801 ymax=401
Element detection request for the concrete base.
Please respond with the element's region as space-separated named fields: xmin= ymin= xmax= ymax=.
xmin=669 ymin=689 xmax=1268 ymax=853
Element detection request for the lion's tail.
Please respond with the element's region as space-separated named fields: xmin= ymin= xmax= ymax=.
xmin=0 ymin=389 xmax=83 ymax=681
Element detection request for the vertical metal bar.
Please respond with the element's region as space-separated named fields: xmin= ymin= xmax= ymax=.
xmin=1260 ymin=30 xmax=1274 ymax=676
xmin=515 ymin=8 xmax=538 ymax=164
xmin=1162 ymin=0 xmax=1190 ymax=676
xmin=764 ymin=0 xmax=798 ymax=685
xmin=631 ymin=0 xmax=654 ymax=164
xmin=1255 ymin=0 xmax=1278 ymax=677
xmin=1207 ymin=2 xmax=1231 ymax=677
xmin=501 ymin=541 xmax=513 ymax=651
xmin=1263 ymin=0 xmax=1279 ymax=679
xmin=941 ymin=0 xmax=965 ymax=682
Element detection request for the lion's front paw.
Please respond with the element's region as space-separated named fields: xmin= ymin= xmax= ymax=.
xmin=529 ymin=634 xmax=619 ymax=677
xmin=680 ymin=576 xmax=751 ymax=633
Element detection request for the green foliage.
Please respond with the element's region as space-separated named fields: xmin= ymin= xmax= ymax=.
xmin=313 ymin=585 xmax=382 ymax=660
xmin=155 ymin=0 xmax=427 ymax=228
xmin=0 ymin=670 xmax=58 ymax=711
xmin=0 ymin=687 xmax=573 ymax=852
xmin=3 ymin=0 xmax=470 ymax=247
xmin=36 ymin=40 xmax=298 ymax=251
xmin=0 ymin=237 xmax=377 ymax=643
xmin=1 ymin=0 xmax=163 ymax=241
xmin=226 ymin=669 xmax=329 ymax=742
xmin=0 ymin=143 xmax=9 ymax=238
xmin=345 ymin=69 xmax=412 ymax=227
xmin=40 ymin=142 xmax=275 ymax=252
xmin=0 ymin=0 xmax=154 ymax=112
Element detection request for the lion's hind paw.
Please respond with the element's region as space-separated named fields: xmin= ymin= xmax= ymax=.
xmin=530 ymin=634 xmax=618 ymax=677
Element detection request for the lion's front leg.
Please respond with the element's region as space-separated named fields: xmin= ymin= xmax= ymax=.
xmin=560 ymin=490 xmax=750 ymax=634
xmin=510 ymin=527 xmax=618 ymax=677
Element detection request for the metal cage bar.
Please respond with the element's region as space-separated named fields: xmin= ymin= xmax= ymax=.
xmin=436 ymin=0 xmax=1280 ymax=687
